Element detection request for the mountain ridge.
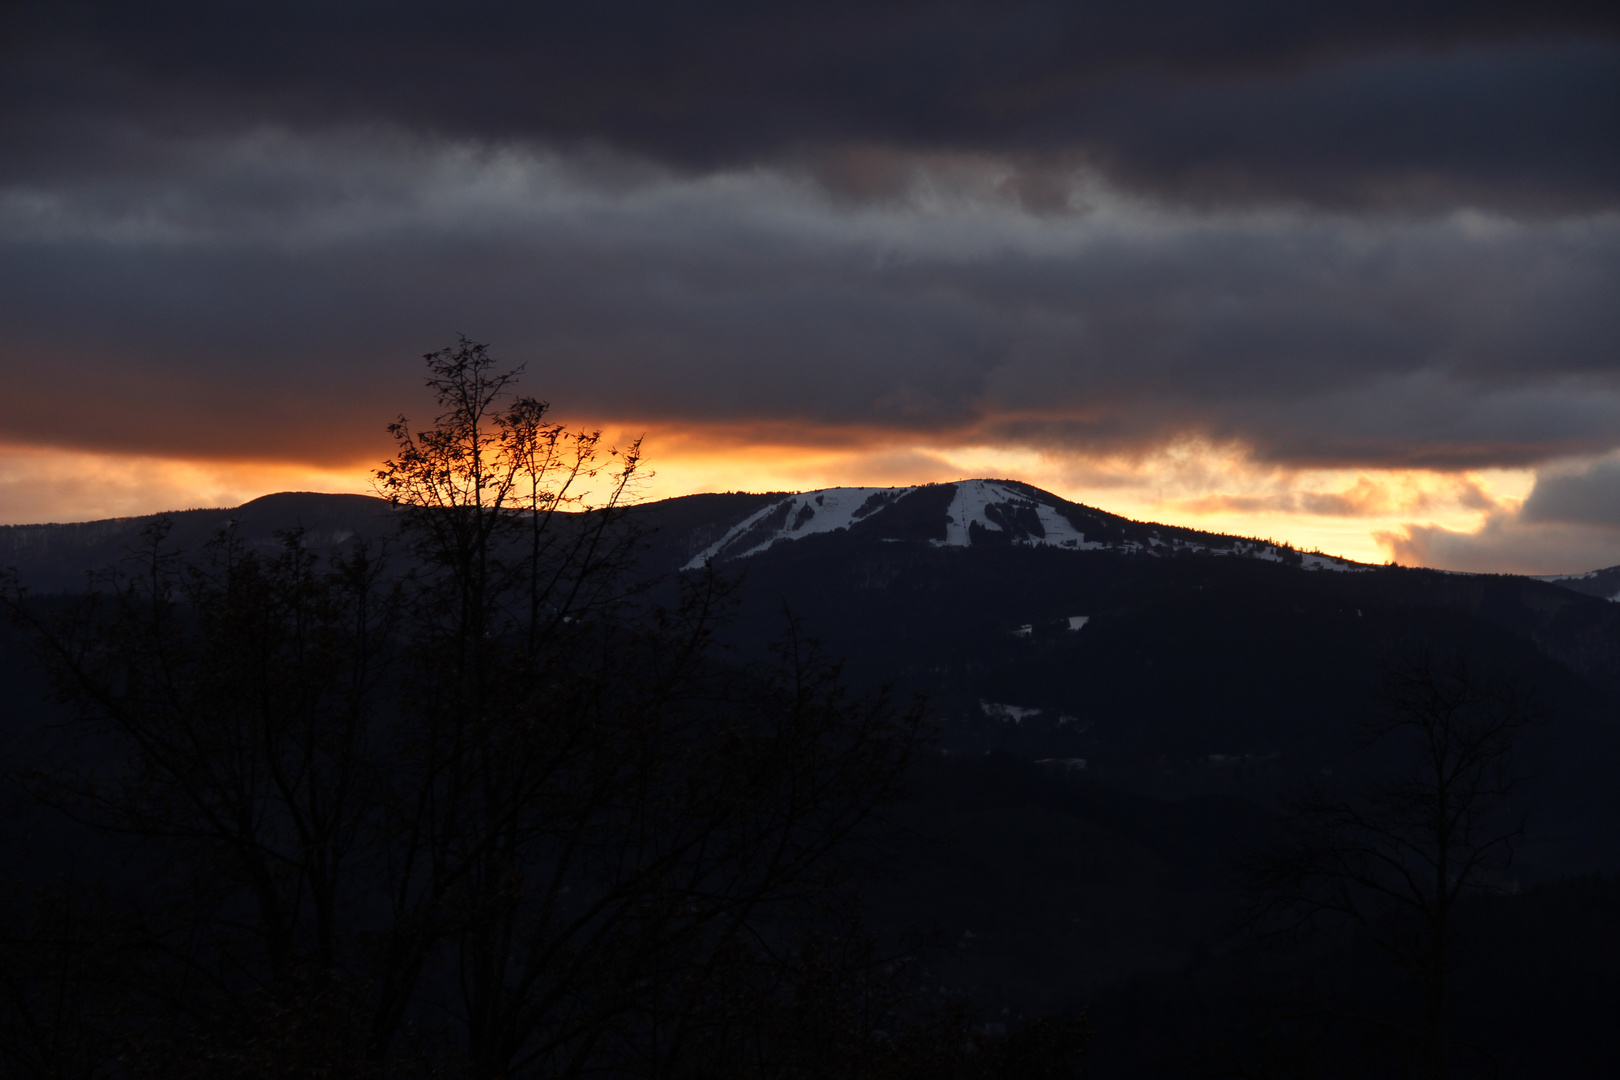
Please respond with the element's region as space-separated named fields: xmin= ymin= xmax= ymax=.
xmin=6 ymin=480 xmax=1620 ymax=1050
xmin=680 ymin=478 xmax=1370 ymax=573
xmin=6 ymin=481 xmax=1619 ymax=594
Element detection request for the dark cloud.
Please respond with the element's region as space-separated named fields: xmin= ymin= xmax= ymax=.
xmin=1 ymin=144 xmax=1616 ymax=469
xmin=4 ymin=1 xmax=1617 ymax=208
xmin=2 ymin=1 xmax=1617 ymax=519
xmin=1380 ymin=512 xmax=1620 ymax=575
xmin=1522 ymin=456 xmax=1620 ymax=526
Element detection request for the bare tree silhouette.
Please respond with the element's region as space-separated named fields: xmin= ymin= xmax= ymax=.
xmin=1242 ymin=653 xmax=1535 ymax=1079
xmin=2 ymin=341 xmax=946 ymax=1078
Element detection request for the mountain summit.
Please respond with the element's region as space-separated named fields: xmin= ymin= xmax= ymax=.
xmin=683 ymin=478 xmax=1366 ymax=571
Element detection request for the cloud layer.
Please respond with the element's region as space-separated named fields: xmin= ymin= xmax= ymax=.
xmin=0 ymin=2 xmax=1616 ymax=569
xmin=3 ymin=138 xmax=1616 ymax=468
xmin=7 ymin=2 xmax=1617 ymax=208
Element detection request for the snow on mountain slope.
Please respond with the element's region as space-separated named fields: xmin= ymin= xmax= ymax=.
xmin=682 ymin=487 xmax=918 ymax=567
xmin=937 ymin=480 xmax=1105 ymax=550
xmin=683 ymin=479 xmax=1371 ymax=572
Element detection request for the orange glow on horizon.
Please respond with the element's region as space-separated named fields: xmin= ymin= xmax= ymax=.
xmin=0 ymin=431 xmax=1553 ymax=573
xmin=618 ymin=427 xmax=1536 ymax=569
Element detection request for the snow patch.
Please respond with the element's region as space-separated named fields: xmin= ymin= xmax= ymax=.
xmin=1300 ymin=552 xmax=1369 ymax=572
xmin=935 ymin=480 xmax=1104 ymax=550
xmin=684 ymin=486 xmax=917 ymax=568
xmin=981 ymin=701 xmax=1042 ymax=724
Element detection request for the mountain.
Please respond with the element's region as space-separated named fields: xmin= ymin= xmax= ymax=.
xmin=8 ymin=481 xmax=1619 ymax=840
xmin=648 ymin=480 xmax=1620 ymax=845
xmin=8 ymin=481 xmax=1620 ymax=845
xmin=8 ymin=477 xmax=1612 ymax=591
xmin=661 ymin=478 xmax=1366 ymax=572
xmin=5 ymin=480 xmax=1620 ymax=1065
xmin=664 ymin=481 xmax=1620 ymax=1065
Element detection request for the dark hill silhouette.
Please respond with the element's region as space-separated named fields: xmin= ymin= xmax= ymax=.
xmin=1539 ymin=563 xmax=1620 ymax=603
xmin=0 ymin=492 xmax=396 ymax=594
xmin=8 ymin=483 xmax=1619 ymax=875
xmin=4 ymin=481 xmax=1619 ymax=1068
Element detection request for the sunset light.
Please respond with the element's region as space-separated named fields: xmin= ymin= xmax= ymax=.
xmin=2 ymin=428 xmax=1566 ymax=571
xmin=3 ymin=5 xmax=1618 ymax=1072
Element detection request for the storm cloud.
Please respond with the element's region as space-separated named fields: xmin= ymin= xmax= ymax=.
xmin=5 ymin=1 xmax=1618 ymax=207
xmin=1523 ymin=455 xmax=1620 ymax=526
xmin=3 ymin=136 xmax=1616 ymax=468
xmin=1 ymin=2 xmax=1617 ymax=568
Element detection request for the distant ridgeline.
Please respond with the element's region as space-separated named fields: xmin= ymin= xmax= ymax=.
xmin=0 ymin=492 xmax=398 ymax=594
xmin=677 ymin=479 xmax=1365 ymax=571
xmin=7 ymin=479 xmax=1618 ymax=593
xmin=1536 ymin=565 xmax=1620 ymax=603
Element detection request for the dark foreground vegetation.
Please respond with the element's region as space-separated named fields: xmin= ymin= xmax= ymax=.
xmin=0 ymin=344 xmax=1084 ymax=1079
xmin=1086 ymin=871 xmax=1620 ymax=1077
xmin=3 ymin=344 xmax=1617 ymax=1077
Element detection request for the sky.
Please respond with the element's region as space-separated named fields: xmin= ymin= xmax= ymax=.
xmin=2 ymin=1 xmax=1618 ymax=572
